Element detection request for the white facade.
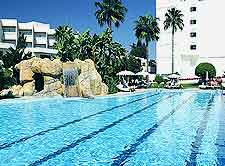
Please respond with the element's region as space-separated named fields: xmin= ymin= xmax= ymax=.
xmin=156 ymin=0 xmax=225 ymax=77
xmin=0 ymin=19 xmax=57 ymax=58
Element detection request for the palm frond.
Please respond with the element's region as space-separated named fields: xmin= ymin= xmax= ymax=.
xmin=95 ymin=0 xmax=127 ymax=29
xmin=164 ymin=7 xmax=184 ymax=32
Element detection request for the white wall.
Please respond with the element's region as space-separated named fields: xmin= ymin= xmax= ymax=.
xmin=156 ymin=0 xmax=225 ymax=77
xmin=0 ymin=19 xmax=57 ymax=55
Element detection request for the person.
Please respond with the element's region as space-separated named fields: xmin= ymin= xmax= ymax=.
xmin=135 ymin=79 xmax=139 ymax=86
xmin=217 ymin=77 xmax=223 ymax=86
xmin=122 ymin=80 xmax=128 ymax=88
xmin=128 ymin=80 xmax=131 ymax=87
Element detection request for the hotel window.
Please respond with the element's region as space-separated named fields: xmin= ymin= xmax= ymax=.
xmin=26 ymin=42 xmax=32 ymax=48
xmin=19 ymin=30 xmax=32 ymax=36
xmin=48 ymin=34 xmax=55 ymax=40
xmin=2 ymin=26 xmax=16 ymax=32
xmin=34 ymin=44 xmax=46 ymax=48
xmin=190 ymin=20 xmax=197 ymax=25
xmin=34 ymin=32 xmax=46 ymax=38
xmin=190 ymin=45 xmax=197 ymax=50
xmin=190 ymin=32 xmax=197 ymax=37
xmin=190 ymin=7 xmax=197 ymax=12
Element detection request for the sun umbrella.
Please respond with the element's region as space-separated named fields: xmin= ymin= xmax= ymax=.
xmin=116 ymin=70 xmax=135 ymax=76
xmin=167 ymin=73 xmax=181 ymax=79
xmin=136 ymin=72 xmax=155 ymax=81
xmin=163 ymin=75 xmax=170 ymax=80
xmin=181 ymin=74 xmax=200 ymax=80
xmin=135 ymin=71 xmax=150 ymax=76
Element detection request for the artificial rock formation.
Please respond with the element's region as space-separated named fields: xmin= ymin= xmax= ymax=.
xmin=3 ymin=57 xmax=108 ymax=97
xmin=12 ymin=57 xmax=63 ymax=97
xmin=63 ymin=59 xmax=108 ymax=97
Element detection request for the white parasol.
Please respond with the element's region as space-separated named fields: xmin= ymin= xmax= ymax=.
xmin=116 ymin=70 xmax=135 ymax=76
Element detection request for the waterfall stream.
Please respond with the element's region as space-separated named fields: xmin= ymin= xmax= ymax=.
xmin=63 ymin=67 xmax=79 ymax=97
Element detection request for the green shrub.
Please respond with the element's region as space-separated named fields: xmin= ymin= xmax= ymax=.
xmin=0 ymin=66 xmax=15 ymax=90
xmin=151 ymin=82 xmax=159 ymax=88
xmin=181 ymin=83 xmax=199 ymax=89
xmin=0 ymin=91 xmax=15 ymax=99
xmin=158 ymin=82 xmax=165 ymax=88
xmin=59 ymin=75 xmax=64 ymax=84
xmin=195 ymin=63 xmax=216 ymax=79
xmin=154 ymin=74 xmax=164 ymax=84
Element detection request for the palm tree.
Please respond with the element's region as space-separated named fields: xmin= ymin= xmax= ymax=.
xmin=130 ymin=42 xmax=148 ymax=60
xmin=95 ymin=0 xmax=127 ymax=31
xmin=164 ymin=7 xmax=184 ymax=73
xmin=54 ymin=25 xmax=74 ymax=42
xmin=134 ymin=15 xmax=160 ymax=72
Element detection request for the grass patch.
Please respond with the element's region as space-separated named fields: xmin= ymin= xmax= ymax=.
xmin=181 ymin=83 xmax=199 ymax=89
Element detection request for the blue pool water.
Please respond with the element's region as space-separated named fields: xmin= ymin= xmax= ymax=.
xmin=0 ymin=90 xmax=225 ymax=166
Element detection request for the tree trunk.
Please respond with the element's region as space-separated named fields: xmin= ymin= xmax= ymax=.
xmin=109 ymin=21 xmax=112 ymax=32
xmin=172 ymin=29 xmax=175 ymax=74
xmin=146 ymin=46 xmax=149 ymax=72
xmin=108 ymin=0 xmax=112 ymax=32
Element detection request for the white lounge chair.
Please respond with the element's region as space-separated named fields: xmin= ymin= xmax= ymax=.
xmin=116 ymin=84 xmax=135 ymax=92
xmin=116 ymin=84 xmax=130 ymax=92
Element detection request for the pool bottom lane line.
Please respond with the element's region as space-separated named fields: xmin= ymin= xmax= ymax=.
xmin=215 ymin=98 xmax=225 ymax=165
xmin=185 ymin=94 xmax=215 ymax=166
xmin=0 ymin=93 xmax=161 ymax=150
xmin=111 ymin=94 xmax=194 ymax=166
xmin=28 ymin=94 xmax=177 ymax=166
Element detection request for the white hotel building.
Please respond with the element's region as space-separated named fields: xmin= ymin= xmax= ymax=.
xmin=0 ymin=19 xmax=57 ymax=58
xmin=156 ymin=0 xmax=225 ymax=77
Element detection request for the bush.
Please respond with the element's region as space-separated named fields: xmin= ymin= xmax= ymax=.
xmin=158 ymin=82 xmax=165 ymax=88
xmin=195 ymin=63 xmax=216 ymax=79
xmin=154 ymin=74 xmax=164 ymax=84
xmin=0 ymin=66 xmax=15 ymax=90
xmin=181 ymin=83 xmax=199 ymax=89
xmin=151 ymin=82 xmax=159 ymax=88
xmin=0 ymin=91 xmax=15 ymax=100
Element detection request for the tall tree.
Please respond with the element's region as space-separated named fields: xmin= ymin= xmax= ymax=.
xmin=130 ymin=43 xmax=148 ymax=59
xmin=54 ymin=25 xmax=77 ymax=62
xmin=164 ymin=7 xmax=184 ymax=73
xmin=95 ymin=0 xmax=127 ymax=31
xmin=134 ymin=15 xmax=160 ymax=72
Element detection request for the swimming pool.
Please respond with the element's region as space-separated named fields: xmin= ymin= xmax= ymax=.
xmin=0 ymin=90 xmax=224 ymax=165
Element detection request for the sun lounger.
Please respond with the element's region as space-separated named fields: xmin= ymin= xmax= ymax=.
xmin=199 ymin=85 xmax=221 ymax=90
xmin=199 ymin=85 xmax=207 ymax=89
xmin=116 ymin=84 xmax=136 ymax=92
xmin=165 ymin=83 xmax=182 ymax=89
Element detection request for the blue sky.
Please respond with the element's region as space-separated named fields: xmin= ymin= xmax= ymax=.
xmin=0 ymin=0 xmax=156 ymax=59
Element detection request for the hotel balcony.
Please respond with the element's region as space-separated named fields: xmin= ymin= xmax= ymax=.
xmin=3 ymin=32 xmax=17 ymax=41
xmin=34 ymin=32 xmax=47 ymax=44
xmin=24 ymin=35 xmax=33 ymax=43
xmin=48 ymin=39 xmax=55 ymax=47
xmin=0 ymin=42 xmax=15 ymax=49
xmin=34 ymin=37 xmax=47 ymax=45
xmin=25 ymin=47 xmax=57 ymax=54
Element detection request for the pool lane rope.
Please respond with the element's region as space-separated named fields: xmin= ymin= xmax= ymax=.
xmin=185 ymin=93 xmax=215 ymax=166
